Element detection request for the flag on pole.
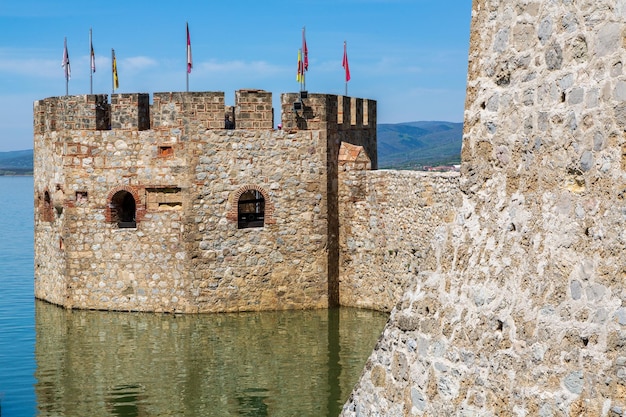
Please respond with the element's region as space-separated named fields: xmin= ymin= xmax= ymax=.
xmin=186 ymin=23 xmax=193 ymax=74
xmin=112 ymin=49 xmax=119 ymax=90
xmin=343 ymin=41 xmax=351 ymax=82
xmin=296 ymin=49 xmax=304 ymax=83
xmin=62 ymin=38 xmax=71 ymax=80
xmin=302 ymin=27 xmax=308 ymax=72
xmin=90 ymin=38 xmax=96 ymax=73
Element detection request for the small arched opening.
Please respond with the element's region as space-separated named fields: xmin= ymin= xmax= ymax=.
xmin=110 ymin=190 xmax=137 ymax=228
xmin=42 ymin=190 xmax=54 ymax=222
xmin=238 ymin=189 xmax=265 ymax=229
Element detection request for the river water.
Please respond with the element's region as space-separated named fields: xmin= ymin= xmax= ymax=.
xmin=0 ymin=176 xmax=388 ymax=417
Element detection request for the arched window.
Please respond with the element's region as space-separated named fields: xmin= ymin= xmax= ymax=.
xmin=238 ymin=190 xmax=265 ymax=229
xmin=110 ymin=190 xmax=136 ymax=228
xmin=42 ymin=190 xmax=54 ymax=222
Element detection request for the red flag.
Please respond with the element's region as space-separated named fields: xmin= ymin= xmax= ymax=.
xmin=342 ymin=41 xmax=350 ymax=82
xmin=302 ymin=27 xmax=308 ymax=71
xmin=186 ymin=23 xmax=193 ymax=74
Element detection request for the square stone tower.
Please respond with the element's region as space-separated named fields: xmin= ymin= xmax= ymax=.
xmin=33 ymin=90 xmax=376 ymax=313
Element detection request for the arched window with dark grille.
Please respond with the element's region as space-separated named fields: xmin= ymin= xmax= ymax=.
xmin=237 ymin=190 xmax=265 ymax=229
xmin=110 ymin=190 xmax=136 ymax=228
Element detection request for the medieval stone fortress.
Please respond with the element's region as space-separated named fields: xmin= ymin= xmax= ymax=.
xmin=35 ymin=0 xmax=625 ymax=415
xmin=34 ymin=90 xmax=380 ymax=313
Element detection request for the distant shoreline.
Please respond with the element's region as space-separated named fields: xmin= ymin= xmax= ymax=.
xmin=0 ymin=173 xmax=33 ymax=177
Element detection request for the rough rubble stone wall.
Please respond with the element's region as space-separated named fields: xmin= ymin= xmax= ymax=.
xmin=185 ymin=128 xmax=330 ymax=312
xmin=338 ymin=170 xmax=461 ymax=312
xmin=34 ymin=127 xmax=196 ymax=312
xmin=34 ymin=131 xmax=67 ymax=306
xmin=343 ymin=0 xmax=626 ymax=415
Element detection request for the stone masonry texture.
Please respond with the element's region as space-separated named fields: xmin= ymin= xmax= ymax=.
xmin=342 ymin=0 xmax=626 ymax=415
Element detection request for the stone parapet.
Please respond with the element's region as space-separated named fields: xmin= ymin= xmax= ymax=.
xmin=34 ymin=94 xmax=109 ymax=134
xmin=110 ymin=93 xmax=149 ymax=130
xmin=280 ymin=93 xmax=377 ymax=167
xmin=235 ymin=89 xmax=273 ymax=129
xmin=152 ymin=91 xmax=225 ymax=133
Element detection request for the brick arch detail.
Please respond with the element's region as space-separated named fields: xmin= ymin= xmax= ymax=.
xmin=226 ymin=184 xmax=275 ymax=225
xmin=105 ymin=185 xmax=145 ymax=223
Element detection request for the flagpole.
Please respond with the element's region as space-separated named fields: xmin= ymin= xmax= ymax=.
xmin=302 ymin=26 xmax=306 ymax=92
xmin=89 ymin=28 xmax=93 ymax=94
xmin=111 ymin=48 xmax=114 ymax=96
xmin=185 ymin=22 xmax=189 ymax=92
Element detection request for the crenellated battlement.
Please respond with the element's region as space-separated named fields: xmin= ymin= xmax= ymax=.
xmin=279 ymin=93 xmax=376 ymax=132
xmin=34 ymin=94 xmax=110 ymax=133
xmin=34 ymin=90 xmax=376 ymax=138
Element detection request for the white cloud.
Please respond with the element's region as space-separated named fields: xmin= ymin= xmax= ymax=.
xmin=0 ymin=56 xmax=59 ymax=78
xmin=121 ymin=56 xmax=158 ymax=72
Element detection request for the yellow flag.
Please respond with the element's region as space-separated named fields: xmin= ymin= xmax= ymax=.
xmin=296 ymin=49 xmax=303 ymax=83
xmin=112 ymin=49 xmax=119 ymax=90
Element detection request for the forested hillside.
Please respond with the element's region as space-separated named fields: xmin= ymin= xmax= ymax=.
xmin=378 ymin=121 xmax=463 ymax=170
xmin=0 ymin=149 xmax=33 ymax=175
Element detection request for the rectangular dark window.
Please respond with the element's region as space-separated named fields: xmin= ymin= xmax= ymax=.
xmin=158 ymin=146 xmax=174 ymax=157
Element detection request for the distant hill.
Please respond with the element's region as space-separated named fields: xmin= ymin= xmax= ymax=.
xmin=0 ymin=149 xmax=33 ymax=175
xmin=378 ymin=121 xmax=463 ymax=170
xmin=1 ymin=123 xmax=461 ymax=174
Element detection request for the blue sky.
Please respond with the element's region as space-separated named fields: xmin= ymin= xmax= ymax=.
xmin=0 ymin=0 xmax=472 ymax=151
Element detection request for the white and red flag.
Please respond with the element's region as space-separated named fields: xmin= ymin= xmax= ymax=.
xmin=62 ymin=38 xmax=71 ymax=80
xmin=186 ymin=23 xmax=193 ymax=74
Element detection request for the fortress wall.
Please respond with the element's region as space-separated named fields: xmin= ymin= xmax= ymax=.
xmin=34 ymin=130 xmax=69 ymax=305
xmin=278 ymin=93 xmax=378 ymax=306
xmin=35 ymin=128 xmax=196 ymax=312
xmin=186 ymin=128 xmax=331 ymax=312
xmin=338 ymin=170 xmax=461 ymax=312
xmin=343 ymin=0 xmax=626 ymax=415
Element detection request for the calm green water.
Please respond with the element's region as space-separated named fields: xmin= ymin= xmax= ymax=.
xmin=0 ymin=177 xmax=388 ymax=416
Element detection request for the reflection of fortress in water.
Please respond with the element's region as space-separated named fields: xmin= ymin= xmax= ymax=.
xmin=34 ymin=300 xmax=387 ymax=416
